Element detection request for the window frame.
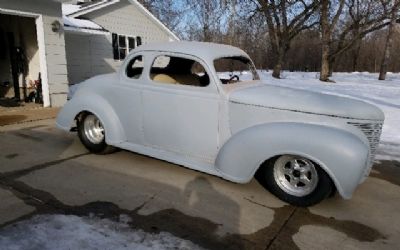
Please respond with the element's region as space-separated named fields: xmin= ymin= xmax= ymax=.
xmin=112 ymin=33 xmax=143 ymax=61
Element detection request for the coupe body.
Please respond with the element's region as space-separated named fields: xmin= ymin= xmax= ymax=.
xmin=56 ymin=41 xmax=384 ymax=206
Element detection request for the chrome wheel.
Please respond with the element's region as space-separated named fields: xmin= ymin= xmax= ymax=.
xmin=83 ymin=114 xmax=105 ymax=144
xmin=273 ymin=155 xmax=319 ymax=197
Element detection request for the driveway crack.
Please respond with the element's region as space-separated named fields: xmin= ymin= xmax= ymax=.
xmin=265 ymin=206 xmax=297 ymax=250
xmin=244 ymin=197 xmax=272 ymax=209
xmin=134 ymin=193 xmax=157 ymax=213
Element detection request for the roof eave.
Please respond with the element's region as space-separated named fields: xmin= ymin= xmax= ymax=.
xmin=65 ymin=0 xmax=179 ymax=41
xmin=68 ymin=0 xmax=119 ymax=18
xmin=64 ymin=26 xmax=110 ymax=35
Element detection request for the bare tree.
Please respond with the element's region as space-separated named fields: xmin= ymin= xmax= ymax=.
xmin=183 ymin=0 xmax=228 ymax=41
xmin=348 ymin=0 xmax=363 ymax=72
xmin=137 ymin=0 xmax=185 ymax=35
xmin=320 ymin=0 xmax=346 ymax=81
xmin=252 ymin=0 xmax=319 ymax=78
xmin=286 ymin=29 xmax=322 ymax=72
xmin=141 ymin=0 xmax=400 ymax=74
xmin=379 ymin=0 xmax=400 ymax=80
xmin=320 ymin=0 xmax=396 ymax=81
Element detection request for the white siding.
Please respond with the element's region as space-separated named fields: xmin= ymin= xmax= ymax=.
xmin=65 ymin=0 xmax=177 ymax=84
xmin=83 ymin=0 xmax=175 ymax=43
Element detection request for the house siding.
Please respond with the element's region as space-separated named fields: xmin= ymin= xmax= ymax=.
xmin=83 ymin=0 xmax=175 ymax=43
xmin=65 ymin=32 xmax=115 ymax=84
xmin=65 ymin=0 xmax=177 ymax=84
xmin=0 ymin=0 xmax=68 ymax=107
xmin=42 ymin=16 xmax=69 ymax=105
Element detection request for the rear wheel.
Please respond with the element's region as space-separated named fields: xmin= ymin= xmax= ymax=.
xmin=256 ymin=155 xmax=334 ymax=207
xmin=77 ymin=113 xmax=116 ymax=154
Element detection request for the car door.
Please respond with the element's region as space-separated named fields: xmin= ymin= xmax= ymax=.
xmin=110 ymin=54 xmax=145 ymax=144
xmin=141 ymin=53 xmax=220 ymax=162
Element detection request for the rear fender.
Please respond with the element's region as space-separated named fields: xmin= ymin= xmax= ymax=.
xmin=56 ymin=90 xmax=125 ymax=145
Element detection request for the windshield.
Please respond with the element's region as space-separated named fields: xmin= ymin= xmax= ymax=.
xmin=214 ymin=56 xmax=260 ymax=85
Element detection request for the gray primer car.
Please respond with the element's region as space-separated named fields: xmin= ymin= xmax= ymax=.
xmin=56 ymin=41 xmax=384 ymax=206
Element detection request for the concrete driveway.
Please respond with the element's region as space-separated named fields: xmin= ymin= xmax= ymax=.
xmin=0 ymin=117 xmax=399 ymax=249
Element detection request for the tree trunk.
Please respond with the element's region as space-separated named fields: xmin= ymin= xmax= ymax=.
xmin=319 ymin=0 xmax=330 ymax=82
xmin=352 ymin=38 xmax=361 ymax=72
xmin=320 ymin=45 xmax=330 ymax=81
xmin=272 ymin=48 xmax=284 ymax=79
xmin=379 ymin=4 xmax=398 ymax=80
xmin=328 ymin=57 xmax=335 ymax=77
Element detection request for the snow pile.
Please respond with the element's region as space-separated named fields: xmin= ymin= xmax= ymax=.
xmin=62 ymin=3 xmax=82 ymax=15
xmin=62 ymin=3 xmax=105 ymax=31
xmin=63 ymin=15 xmax=104 ymax=30
xmin=0 ymin=214 xmax=203 ymax=250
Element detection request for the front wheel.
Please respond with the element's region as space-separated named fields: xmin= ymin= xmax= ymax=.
xmin=77 ymin=113 xmax=116 ymax=154
xmin=256 ymin=155 xmax=334 ymax=207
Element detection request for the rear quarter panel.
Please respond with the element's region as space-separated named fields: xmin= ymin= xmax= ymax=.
xmin=56 ymin=74 xmax=126 ymax=144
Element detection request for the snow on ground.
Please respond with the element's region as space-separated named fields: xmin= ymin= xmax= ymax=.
xmin=258 ymin=71 xmax=400 ymax=161
xmin=0 ymin=214 xmax=203 ymax=250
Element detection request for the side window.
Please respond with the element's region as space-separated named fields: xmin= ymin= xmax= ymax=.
xmin=126 ymin=55 xmax=144 ymax=79
xmin=150 ymin=55 xmax=209 ymax=87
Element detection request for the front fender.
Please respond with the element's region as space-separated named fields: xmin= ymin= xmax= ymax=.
xmin=56 ymin=89 xmax=126 ymax=145
xmin=215 ymin=122 xmax=369 ymax=199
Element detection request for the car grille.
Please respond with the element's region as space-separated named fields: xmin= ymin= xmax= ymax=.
xmin=348 ymin=121 xmax=383 ymax=167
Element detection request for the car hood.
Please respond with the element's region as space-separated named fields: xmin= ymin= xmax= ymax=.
xmin=228 ymin=83 xmax=384 ymax=120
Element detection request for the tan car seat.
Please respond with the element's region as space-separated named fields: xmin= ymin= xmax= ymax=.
xmin=151 ymin=74 xmax=201 ymax=86
xmin=152 ymin=74 xmax=178 ymax=84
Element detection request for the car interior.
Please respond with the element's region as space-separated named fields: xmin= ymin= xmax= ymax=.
xmin=150 ymin=56 xmax=210 ymax=87
xmin=214 ymin=56 xmax=260 ymax=84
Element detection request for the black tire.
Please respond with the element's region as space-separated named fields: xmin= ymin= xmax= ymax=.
xmin=77 ymin=112 xmax=116 ymax=154
xmin=256 ymin=155 xmax=334 ymax=207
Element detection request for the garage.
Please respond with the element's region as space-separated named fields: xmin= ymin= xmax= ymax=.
xmin=0 ymin=0 xmax=69 ymax=108
xmin=0 ymin=14 xmax=43 ymax=106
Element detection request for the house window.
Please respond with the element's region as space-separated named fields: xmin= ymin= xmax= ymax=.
xmin=136 ymin=36 xmax=142 ymax=46
xmin=112 ymin=33 xmax=141 ymax=61
xmin=128 ymin=37 xmax=135 ymax=50
xmin=118 ymin=35 xmax=127 ymax=60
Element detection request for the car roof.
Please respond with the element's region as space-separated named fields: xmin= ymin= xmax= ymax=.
xmin=133 ymin=41 xmax=250 ymax=62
